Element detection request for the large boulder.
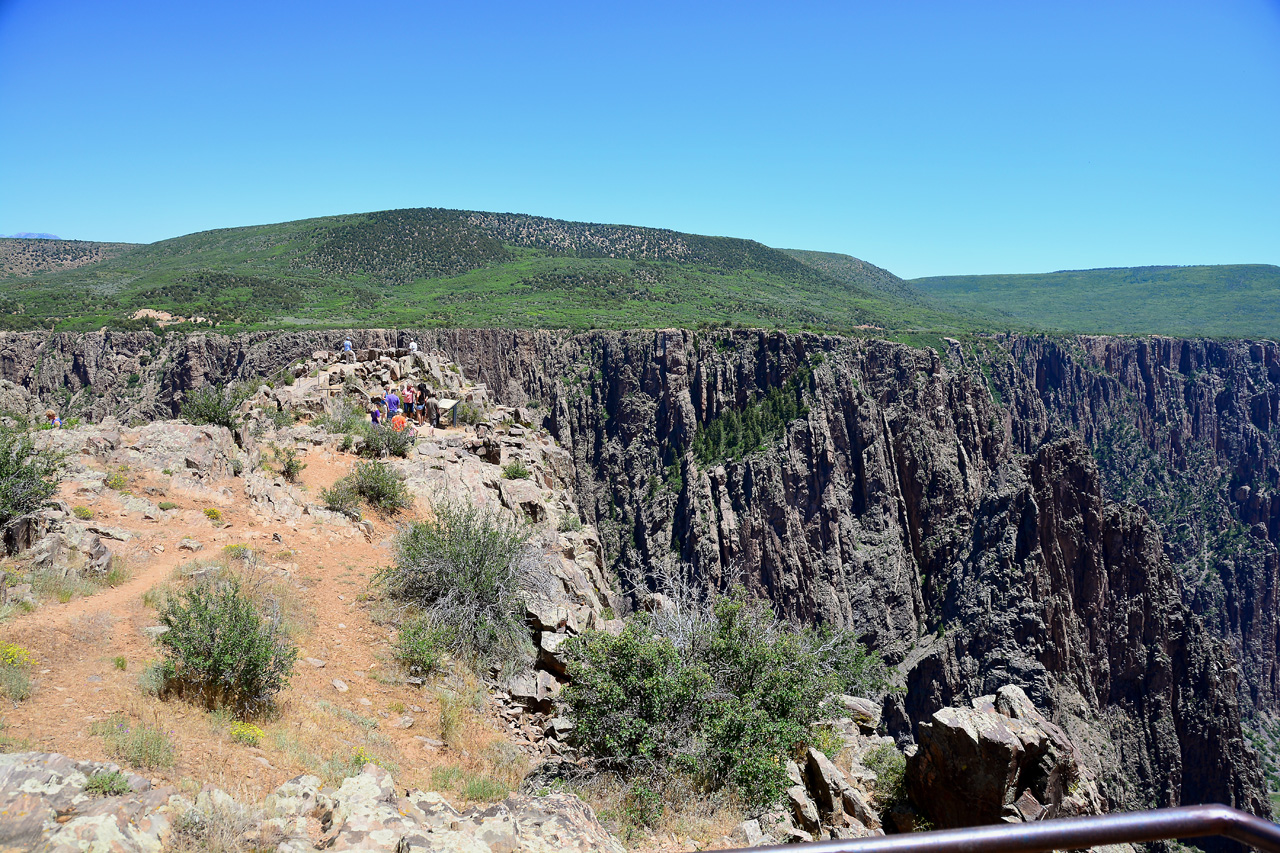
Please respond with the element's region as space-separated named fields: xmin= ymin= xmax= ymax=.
xmin=907 ymin=685 xmax=1104 ymax=828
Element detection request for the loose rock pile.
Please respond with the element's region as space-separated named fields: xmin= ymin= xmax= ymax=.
xmin=0 ymin=751 xmax=623 ymax=853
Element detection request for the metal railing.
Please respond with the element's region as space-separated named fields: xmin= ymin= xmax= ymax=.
xmin=725 ymin=805 xmax=1280 ymax=853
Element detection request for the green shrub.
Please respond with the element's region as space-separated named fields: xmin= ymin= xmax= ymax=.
xmin=181 ymin=384 xmax=250 ymax=430
xmin=317 ymin=401 xmax=366 ymax=437
xmin=114 ymin=655 xmax=128 ymax=671
xmin=84 ymin=769 xmax=133 ymax=797
xmin=557 ymin=513 xmax=583 ymax=533
xmin=501 ymin=459 xmax=530 ymax=480
xmin=360 ymin=423 xmax=414 ymax=458
xmin=90 ymin=714 xmax=174 ymax=770
xmin=158 ymin=501 xmax=177 ymax=511
xmin=138 ymin=660 xmax=173 ymax=696
xmin=564 ymin=621 xmax=709 ymax=766
xmin=0 ymin=431 xmax=60 ymax=528
xmin=863 ymin=742 xmax=907 ymax=809
xmin=340 ymin=433 xmax=355 ymax=452
xmin=460 ymin=775 xmax=508 ymax=802
xmin=376 ymin=501 xmax=537 ymax=672
xmin=155 ymin=576 xmax=298 ymax=717
xmin=321 ymin=479 xmax=362 ymax=519
xmin=563 ymin=588 xmax=889 ymax=811
xmin=338 ymin=461 xmax=411 ymax=515
xmin=73 ymin=505 xmax=94 ymax=520
xmin=276 ymin=446 xmax=306 ymax=482
xmin=394 ymin=615 xmax=449 ymax=676
xmin=455 ymin=402 xmax=481 ymax=426
xmin=162 ymin=468 xmax=173 ymax=475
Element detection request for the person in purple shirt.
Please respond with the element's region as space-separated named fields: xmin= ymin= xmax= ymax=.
xmin=384 ymin=387 xmax=401 ymax=415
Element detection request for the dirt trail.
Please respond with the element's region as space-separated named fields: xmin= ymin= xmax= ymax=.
xmin=1 ymin=436 xmax=511 ymax=805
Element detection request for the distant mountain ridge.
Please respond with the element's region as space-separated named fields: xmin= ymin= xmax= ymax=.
xmin=1 ymin=232 xmax=61 ymax=239
xmin=0 ymin=207 xmax=965 ymax=334
xmin=913 ymin=264 xmax=1280 ymax=339
xmin=2 ymin=207 xmax=1274 ymax=339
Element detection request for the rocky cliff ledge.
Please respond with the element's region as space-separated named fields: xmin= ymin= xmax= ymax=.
xmin=0 ymin=327 xmax=1272 ymax=832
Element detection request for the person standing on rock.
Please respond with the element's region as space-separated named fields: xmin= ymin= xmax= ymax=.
xmin=44 ymin=409 xmax=61 ymax=429
xmin=414 ymin=381 xmax=428 ymax=425
xmin=426 ymin=394 xmax=439 ymax=435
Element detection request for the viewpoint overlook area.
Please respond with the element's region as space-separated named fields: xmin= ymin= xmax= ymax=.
xmin=1 ymin=211 xmax=1279 ymax=853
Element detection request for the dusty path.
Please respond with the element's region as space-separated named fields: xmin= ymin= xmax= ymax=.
xmin=1 ymin=435 xmax=512 ymax=805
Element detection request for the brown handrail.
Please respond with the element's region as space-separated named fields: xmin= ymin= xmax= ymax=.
xmin=725 ymin=805 xmax=1280 ymax=853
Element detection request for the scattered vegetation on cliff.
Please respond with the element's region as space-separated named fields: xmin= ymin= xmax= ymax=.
xmin=692 ymin=366 xmax=812 ymax=466
xmin=181 ymin=383 xmax=251 ymax=430
xmin=0 ymin=428 xmax=59 ymax=528
xmin=562 ymin=587 xmax=889 ymax=813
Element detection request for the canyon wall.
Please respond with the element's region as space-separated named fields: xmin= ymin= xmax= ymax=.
xmin=1 ymin=327 xmax=1273 ymax=826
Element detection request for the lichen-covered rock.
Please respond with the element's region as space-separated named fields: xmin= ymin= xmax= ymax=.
xmin=0 ymin=754 xmax=622 ymax=853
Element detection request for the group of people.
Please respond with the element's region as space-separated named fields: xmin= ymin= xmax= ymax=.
xmin=370 ymin=381 xmax=441 ymax=434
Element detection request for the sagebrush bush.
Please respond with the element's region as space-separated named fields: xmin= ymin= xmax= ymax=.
xmin=352 ymin=460 xmax=412 ymax=512
xmin=394 ymin=615 xmax=450 ymax=676
xmin=276 ymin=446 xmax=306 ymax=482
xmin=84 ymin=769 xmax=132 ymax=797
xmin=181 ymin=384 xmax=250 ymax=429
xmin=90 ymin=714 xmax=174 ymax=770
xmin=156 ymin=577 xmax=297 ymax=717
xmin=321 ymin=479 xmax=362 ymax=519
xmin=0 ymin=430 xmax=59 ymax=527
xmin=863 ymin=742 xmax=906 ymax=809
xmin=73 ymin=505 xmax=94 ymax=520
xmin=376 ymin=501 xmax=539 ymax=671
xmin=360 ymin=423 xmax=414 ymax=458
xmin=563 ymin=587 xmax=890 ymax=810
xmin=0 ymin=642 xmax=34 ymax=702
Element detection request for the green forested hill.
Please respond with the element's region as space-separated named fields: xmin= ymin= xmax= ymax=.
xmin=0 ymin=209 xmax=969 ymax=334
xmin=913 ymin=265 xmax=1280 ymax=339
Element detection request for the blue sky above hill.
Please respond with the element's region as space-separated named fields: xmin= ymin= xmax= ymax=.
xmin=0 ymin=0 xmax=1276 ymax=278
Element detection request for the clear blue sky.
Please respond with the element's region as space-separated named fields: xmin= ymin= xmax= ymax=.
xmin=1 ymin=0 xmax=1277 ymax=278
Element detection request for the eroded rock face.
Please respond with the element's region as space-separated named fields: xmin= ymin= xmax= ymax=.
xmin=907 ymin=685 xmax=1103 ymax=828
xmin=0 ymin=752 xmax=622 ymax=853
xmin=1 ymin=328 xmax=1273 ymax=828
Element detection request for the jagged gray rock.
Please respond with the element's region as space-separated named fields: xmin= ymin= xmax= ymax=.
xmin=0 ymin=752 xmax=622 ymax=853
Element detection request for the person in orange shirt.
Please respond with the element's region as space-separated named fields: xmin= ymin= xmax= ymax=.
xmin=391 ymin=412 xmax=409 ymax=432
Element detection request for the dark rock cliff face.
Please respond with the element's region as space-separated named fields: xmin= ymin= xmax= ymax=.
xmin=981 ymin=336 xmax=1280 ymax=713
xmin=0 ymin=327 xmax=1270 ymax=826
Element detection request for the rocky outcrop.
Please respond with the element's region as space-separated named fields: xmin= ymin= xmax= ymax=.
xmin=0 ymin=327 xmax=1272 ymax=830
xmin=0 ymin=751 xmax=621 ymax=853
xmin=907 ymin=685 xmax=1104 ymax=828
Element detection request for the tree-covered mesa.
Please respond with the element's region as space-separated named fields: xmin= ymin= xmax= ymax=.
xmin=561 ymin=588 xmax=890 ymax=814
